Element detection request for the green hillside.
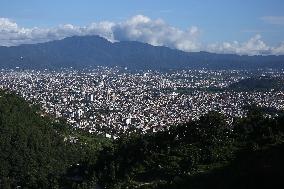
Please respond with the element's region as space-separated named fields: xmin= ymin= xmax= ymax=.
xmin=0 ymin=90 xmax=110 ymax=188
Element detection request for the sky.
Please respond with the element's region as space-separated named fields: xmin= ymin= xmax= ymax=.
xmin=0 ymin=0 xmax=284 ymax=55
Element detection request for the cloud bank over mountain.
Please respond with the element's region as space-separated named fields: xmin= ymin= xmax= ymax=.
xmin=0 ymin=15 xmax=283 ymax=55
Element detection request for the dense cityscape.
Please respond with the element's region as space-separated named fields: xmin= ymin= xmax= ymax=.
xmin=1 ymin=67 xmax=284 ymax=134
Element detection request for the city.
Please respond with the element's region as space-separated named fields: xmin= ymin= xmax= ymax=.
xmin=1 ymin=67 xmax=283 ymax=135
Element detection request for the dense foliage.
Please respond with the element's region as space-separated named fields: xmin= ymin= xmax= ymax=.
xmin=0 ymin=90 xmax=110 ymax=188
xmin=0 ymin=90 xmax=283 ymax=188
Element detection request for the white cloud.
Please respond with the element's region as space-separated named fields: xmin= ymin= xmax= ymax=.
xmin=206 ymin=34 xmax=284 ymax=55
xmin=272 ymin=42 xmax=284 ymax=55
xmin=0 ymin=18 xmax=18 ymax=31
xmin=0 ymin=18 xmax=116 ymax=46
xmin=112 ymin=15 xmax=201 ymax=51
xmin=261 ymin=16 xmax=284 ymax=25
xmin=0 ymin=16 xmax=284 ymax=55
xmin=0 ymin=15 xmax=201 ymax=52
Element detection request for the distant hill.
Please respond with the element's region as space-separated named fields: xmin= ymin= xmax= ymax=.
xmin=229 ymin=76 xmax=284 ymax=91
xmin=0 ymin=35 xmax=284 ymax=70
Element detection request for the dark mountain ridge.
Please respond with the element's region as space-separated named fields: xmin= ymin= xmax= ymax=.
xmin=0 ymin=35 xmax=284 ymax=70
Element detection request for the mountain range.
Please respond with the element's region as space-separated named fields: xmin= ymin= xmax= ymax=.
xmin=0 ymin=35 xmax=284 ymax=70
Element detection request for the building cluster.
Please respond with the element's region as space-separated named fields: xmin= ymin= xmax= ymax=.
xmin=0 ymin=67 xmax=284 ymax=133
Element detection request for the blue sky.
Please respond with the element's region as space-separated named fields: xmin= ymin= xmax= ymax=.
xmin=0 ymin=0 xmax=284 ymax=54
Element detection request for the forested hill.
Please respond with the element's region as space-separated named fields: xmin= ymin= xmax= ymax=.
xmin=0 ymin=35 xmax=284 ymax=70
xmin=0 ymin=90 xmax=284 ymax=188
xmin=0 ymin=90 xmax=69 ymax=187
xmin=0 ymin=90 xmax=109 ymax=188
